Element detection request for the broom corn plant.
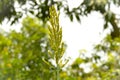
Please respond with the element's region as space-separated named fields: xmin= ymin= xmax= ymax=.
xmin=46 ymin=6 xmax=68 ymax=80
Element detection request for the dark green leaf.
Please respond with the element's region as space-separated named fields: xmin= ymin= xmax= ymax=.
xmin=29 ymin=10 xmax=34 ymax=14
xmin=104 ymin=22 xmax=108 ymax=29
xmin=75 ymin=14 xmax=80 ymax=21
xmin=70 ymin=14 xmax=73 ymax=21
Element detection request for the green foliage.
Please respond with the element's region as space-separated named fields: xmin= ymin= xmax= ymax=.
xmin=93 ymin=35 xmax=120 ymax=79
xmin=0 ymin=0 xmax=66 ymax=24
xmin=0 ymin=16 xmax=54 ymax=80
xmin=65 ymin=35 xmax=120 ymax=80
xmin=0 ymin=7 xmax=67 ymax=80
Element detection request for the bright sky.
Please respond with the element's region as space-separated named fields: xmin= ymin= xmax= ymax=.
xmin=60 ymin=0 xmax=109 ymax=60
xmin=60 ymin=0 xmax=120 ymax=61
xmin=1 ymin=0 xmax=119 ymax=62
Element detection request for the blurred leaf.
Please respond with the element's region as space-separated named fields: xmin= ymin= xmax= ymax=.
xmin=29 ymin=10 xmax=34 ymax=14
xmin=103 ymin=22 xmax=108 ymax=29
xmin=75 ymin=14 xmax=80 ymax=22
xmin=70 ymin=14 xmax=73 ymax=21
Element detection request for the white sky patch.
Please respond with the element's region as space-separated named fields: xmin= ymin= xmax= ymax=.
xmin=59 ymin=0 xmax=117 ymax=61
xmin=1 ymin=19 xmax=22 ymax=32
xmin=60 ymin=11 xmax=107 ymax=60
xmin=67 ymin=0 xmax=83 ymax=10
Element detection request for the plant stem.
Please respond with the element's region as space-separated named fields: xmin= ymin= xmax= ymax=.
xmin=56 ymin=64 xmax=60 ymax=80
